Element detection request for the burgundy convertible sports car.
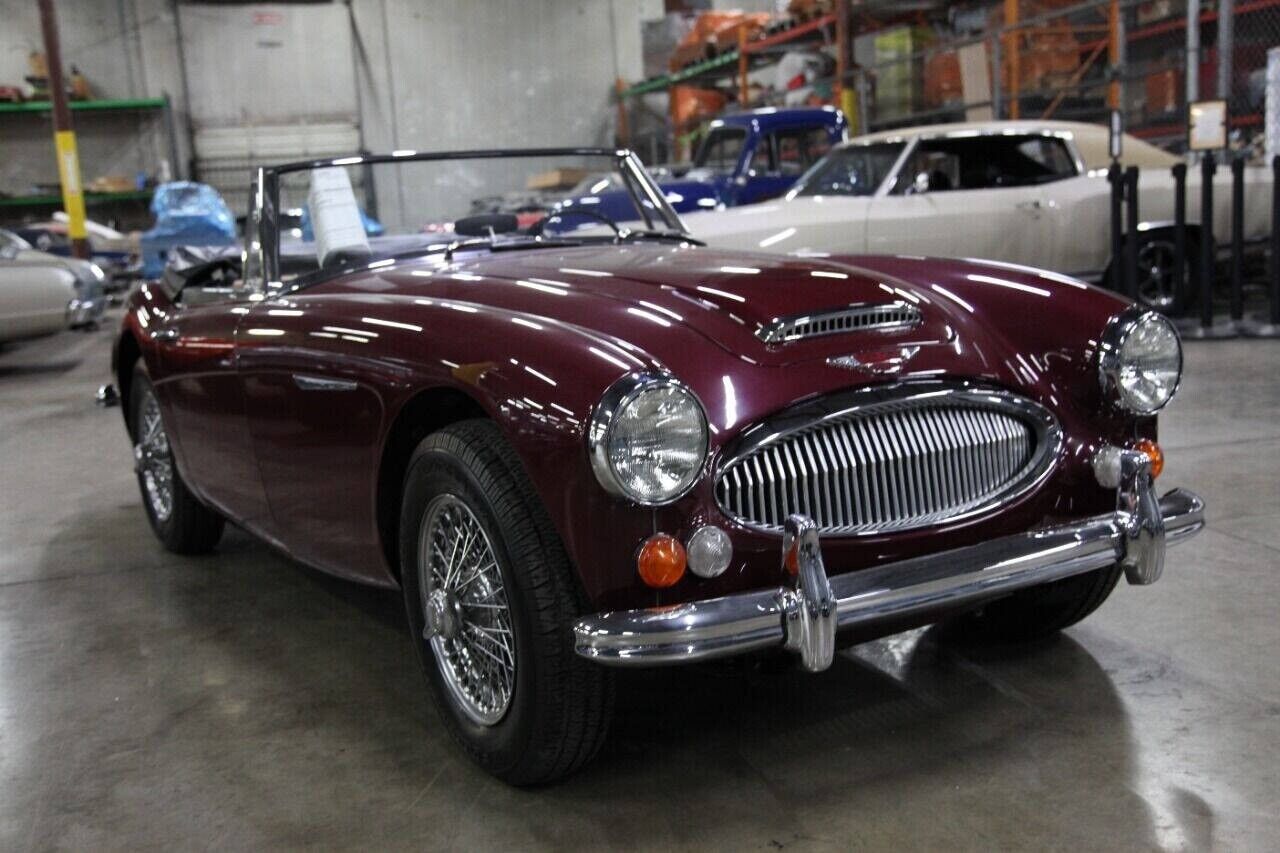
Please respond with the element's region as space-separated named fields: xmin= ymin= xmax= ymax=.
xmin=105 ymin=148 xmax=1203 ymax=784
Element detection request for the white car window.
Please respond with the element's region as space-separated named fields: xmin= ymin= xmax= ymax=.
xmin=892 ymin=134 xmax=1078 ymax=194
xmin=789 ymin=142 xmax=904 ymax=197
xmin=0 ymin=229 xmax=33 ymax=251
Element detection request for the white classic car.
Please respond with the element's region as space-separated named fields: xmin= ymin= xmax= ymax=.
xmin=0 ymin=228 xmax=107 ymax=343
xmin=684 ymin=120 xmax=1273 ymax=313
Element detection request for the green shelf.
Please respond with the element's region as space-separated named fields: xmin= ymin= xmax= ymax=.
xmin=622 ymin=53 xmax=740 ymax=98
xmin=0 ymin=190 xmax=153 ymax=209
xmin=0 ymin=97 xmax=167 ymax=115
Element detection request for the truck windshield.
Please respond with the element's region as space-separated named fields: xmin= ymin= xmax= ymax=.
xmin=788 ymin=142 xmax=904 ymax=197
xmin=694 ymin=127 xmax=747 ymax=174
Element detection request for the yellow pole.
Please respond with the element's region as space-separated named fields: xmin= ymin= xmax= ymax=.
xmin=37 ymin=0 xmax=89 ymax=258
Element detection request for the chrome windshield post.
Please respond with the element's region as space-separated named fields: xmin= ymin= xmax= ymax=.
xmin=1115 ymin=449 xmax=1166 ymax=585
xmin=779 ymin=515 xmax=836 ymax=673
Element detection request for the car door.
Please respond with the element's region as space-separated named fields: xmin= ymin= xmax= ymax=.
xmin=150 ymin=285 xmax=273 ymax=530
xmin=866 ymin=134 xmax=1066 ymax=267
xmin=735 ymin=124 xmax=836 ymax=206
xmin=0 ymin=248 xmax=76 ymax=341
xmin=236 ymin=292 xmax=390 ymax=585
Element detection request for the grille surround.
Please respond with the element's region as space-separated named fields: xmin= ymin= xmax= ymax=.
xmin=756 ymin=302 xmax=922 ymax=344
xmin=714 ymin=382 xmax=1061 ymax=536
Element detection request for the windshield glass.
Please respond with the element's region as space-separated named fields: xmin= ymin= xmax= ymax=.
xmin=0 ymin=229 xmax=33 ymax=251
xmin=267 ymin=152 xmax=682 ymax=285
xmin=789 ymin=142 xmax=905 ymax=197
xmin=693 ymin=127 xmax=747 ymax=174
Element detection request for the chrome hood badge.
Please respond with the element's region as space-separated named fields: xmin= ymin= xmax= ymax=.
xmin=827 ymin=346 xmax=920 ymax=376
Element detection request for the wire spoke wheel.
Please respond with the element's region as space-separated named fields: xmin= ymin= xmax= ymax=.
xmin=417 ymin=494 xmax=515 ymax=727
xmin=134 ymin=389 xmax=174 ymax=522
xmin=1136 ymin=238 xmax=1181 ymax=312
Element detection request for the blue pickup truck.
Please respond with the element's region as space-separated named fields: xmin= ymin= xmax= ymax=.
xmin=550 ymin=106 xmax=847 ymax=228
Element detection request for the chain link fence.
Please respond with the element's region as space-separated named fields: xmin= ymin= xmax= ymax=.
xmin=848 ymin=0 xmax=1279 ymax=159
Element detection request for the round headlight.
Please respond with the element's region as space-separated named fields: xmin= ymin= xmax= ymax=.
xmin=1099 ymin=310 xmax=1183 ymax=415
xmin=589 ymin=373 xmax=708 ymax=505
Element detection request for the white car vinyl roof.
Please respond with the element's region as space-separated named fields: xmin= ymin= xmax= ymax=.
xmin=845 ymin=119 xmax=1178 ymax=171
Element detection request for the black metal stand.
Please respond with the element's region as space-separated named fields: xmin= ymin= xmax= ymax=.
xmin=1182 ymin=151 xmax=1236 ymax=340
xmin=1108 ymin=160 xmax=1124 ymax=294
xmin=1172 ymin=162 xmax=1187 ymax=313
xmin=1241 ymin=155 xmax=1280 ymax=337
xmin=1123 ymin=166 xmax=1140 ymax=301
xmin=1228 ymin=156 xmax=1245 ymax=330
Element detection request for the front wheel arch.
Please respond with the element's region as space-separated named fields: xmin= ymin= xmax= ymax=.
xmin=115 ymin=331 xmax=142 ymax=436
xmin=376 ymin=386 xmax=490 ymax=581
xmin=1105 ymin=225 xmax=1207 ymax=315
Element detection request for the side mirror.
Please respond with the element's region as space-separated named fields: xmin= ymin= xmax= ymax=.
xmin=910 ymin=171 xmax=931 ymax=195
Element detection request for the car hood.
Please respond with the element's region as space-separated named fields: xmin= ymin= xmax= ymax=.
xmin=13 ymin=247 xmax=97 ymax=280
xmin=654 ymin=177 xmax=721 ymax=210
xmin=384 ymin=243 xmax=962 ymax=369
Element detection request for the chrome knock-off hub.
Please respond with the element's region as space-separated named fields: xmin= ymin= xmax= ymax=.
xmin=424 ymin=588 xmax=463 ymax=641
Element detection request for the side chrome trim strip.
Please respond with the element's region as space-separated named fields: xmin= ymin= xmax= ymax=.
xmin=292 ymin=374 xmax=358 ymax=392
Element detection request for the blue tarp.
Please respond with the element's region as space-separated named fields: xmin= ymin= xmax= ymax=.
xmin=140 ymin=182 xmax=236 ymax=278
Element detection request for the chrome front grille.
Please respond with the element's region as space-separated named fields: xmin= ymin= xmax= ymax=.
xmin=715 ymin=386 xmax=1058 ymax=535
xmin=757 ymin=302 xmax=922 ymax=344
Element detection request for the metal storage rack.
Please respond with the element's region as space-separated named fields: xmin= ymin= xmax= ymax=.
xmin=0 ymin=95 xmax=178 ymax=225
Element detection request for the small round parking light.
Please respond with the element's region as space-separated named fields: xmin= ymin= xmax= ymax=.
xmin=637 ymin=534 xmax=686 ymax=588
xmin=1135 ymin=439 xmax=1164 ymax=479
xmin=686 ymin=525 xmax=732 ymax=578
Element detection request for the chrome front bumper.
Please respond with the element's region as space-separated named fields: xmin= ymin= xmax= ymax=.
xmin=574 ymin=453 xmax=1204 ymax=673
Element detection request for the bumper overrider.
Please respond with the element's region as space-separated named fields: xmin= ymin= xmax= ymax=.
xmin=574 ymin=450 xmax=1205 ymax=673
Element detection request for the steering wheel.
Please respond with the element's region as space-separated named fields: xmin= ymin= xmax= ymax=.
xmin=530 ymin=208 xmax=623 ymax=240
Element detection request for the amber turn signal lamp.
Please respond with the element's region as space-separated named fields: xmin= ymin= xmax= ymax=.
xmin=637 ymin=534 xmax=686 ymax=588
xmin=784 ymin=541 xmax=799 ymax=576
xmin=1135 ymin=439 xmax=1164 ymax=479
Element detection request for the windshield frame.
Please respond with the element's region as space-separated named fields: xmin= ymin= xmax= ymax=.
xmin=692 ymin=126 xmax=749 ymax=175
xmin=786 ymin=139 xmax=914 ymax=200
xmin=249 ymin=147 xmax=688 ymax=292
xmin=0 ymin=228 xmax=34 ymax=251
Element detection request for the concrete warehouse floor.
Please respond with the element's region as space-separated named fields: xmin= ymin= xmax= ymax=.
xmin=1 ymin=314 xmax=1277 ymax=850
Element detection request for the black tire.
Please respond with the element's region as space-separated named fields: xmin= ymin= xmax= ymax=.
xmin=399 ymin=419 xmax=612 ymax=785
xmin=941 ymin=564 xmax=1123 ymax=644
xmin=1110 ymin=229 xmax=1202 ymax=316
xmin=129 ymin=362 xmax=225 ymax=554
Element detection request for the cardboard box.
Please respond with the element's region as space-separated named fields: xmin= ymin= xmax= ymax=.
xmin=526 ymin=168 xmax=591 ymax=191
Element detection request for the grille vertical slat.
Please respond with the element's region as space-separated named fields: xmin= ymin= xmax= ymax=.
xmin=716 ymin=393 xmax=1047 ymax=535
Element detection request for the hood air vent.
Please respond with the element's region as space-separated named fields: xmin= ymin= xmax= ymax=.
xmin=756 ymin=301 xmax=922 ymax=344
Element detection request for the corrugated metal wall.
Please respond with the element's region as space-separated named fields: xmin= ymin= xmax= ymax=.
xmin=351 ymin=0 xmax=646 ymax=229
xmin=1 ymin=0 xmax=651 ymax=229
xmin=180 ymin=3 xmax=358 ymax=126
xmin=179 ymin=2 xmax=362 ymax=214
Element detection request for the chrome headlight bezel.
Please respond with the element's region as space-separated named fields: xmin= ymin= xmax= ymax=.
xmin=587 ymin=372 xmax=709 ymax=506
xmin=1099 ymin=308 xmax=1183 ymax=415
